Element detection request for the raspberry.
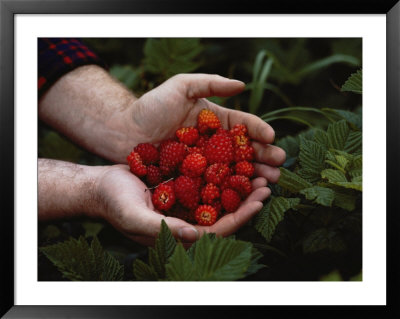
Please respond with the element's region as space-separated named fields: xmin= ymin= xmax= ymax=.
xmin=134 ymin=143 xmax=159 ymax=165
xmin=204 ymin=163 xmax=231 ymax=185
xmin=158 ymin=138 xmax=177 ymax=152
xmin=195 ymin=205 xmax=218 ymax=226
xmin=233 ymin=134 xmax=250 ymax=147
xmin=211 ymin=201 xmax=222 ymax=215
xmin=180 ymin=153 xmax=207 ymax=178
xmin=234 ymin=145 xmax=255 ymax=162
xmin=203 ymin=131 xmax=234 ymax=164
xmin=152 ymin=184 xmax=175 ymax=211
xmin=188 ymin=146 xmax=204 ymax=155
xmin=196 ymin=135 xmax=209 ymax=148
xmin=174 ymin=176 xmax=200 ymax=210
xmin=146 ymin=165 xmax=162 ymax=186
xmin=197 ymin=109 xmax=221 ymax=134
xmin=201 ymin=183 xmax=220 ymax=204
xmin=221 ymin=189 xmax=241 ymax=213
xmin=229 ymin=175 xmax=252 ymax=198
xmin=230 ymin=124 xmax=248 ymax=137
xmin=127 ymin=151 xmax=147 ymax=177
xmin=167 ymin=203 xmax=196 ymax=223
xmin=159 ymin=141 xmax=187 ymax=176
xmin=234 ymin=161 xmax=255 ymax=178
xmin=176 ymin=127 xmax=199 ymax=146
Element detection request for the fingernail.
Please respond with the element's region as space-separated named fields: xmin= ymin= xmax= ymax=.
xmin=178 ymin=227 xmax=199 ymax=242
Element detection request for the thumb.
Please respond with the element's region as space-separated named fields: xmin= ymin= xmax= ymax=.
xmin=179 ymin=74 xmax=245 ymax=99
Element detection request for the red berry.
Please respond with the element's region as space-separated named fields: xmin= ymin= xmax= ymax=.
xmin=234 ymin=161 xmax=255 ymax=178
xmin=234 ymin=145 xmax=255 ymax=162
xmin=152 ymin=184 xmax=175 ymax=211
xmin=195 ymin=205 xmax=218 ymax=226
xmin=221 ymin=189 xmax=241 ymax=213
xmin=197 ymin=109 xmax=221 ymax=134
xmin=159 ymin=141 xmax=187 ymax=176
xmin=204 ymin=163 xmax=231 ymax=185
xmin=127 ymin=151 xmax=147 ymax=177
xmin=167 ymin=203 xmax=197 ymax=223
xmin=232 ymin=134 xmax=250 ymax=147
xmin=188 ymin=146 xmax=204 ymax=155
xmin=146 ymin=165 xmax=162 ymax=186
xmin=229 ymin=175 xmax=252 ymax=198
xmin=176 ymin=127 xmax=199 ymax=146
xmin=180 ymin=153 xmax=207 ymax=178
xmin=134 ymin=143 xmax=159 ymax=165
xmin=201 ymin=183 xmax=220 ymax=204
xmin=158 ymin=138 xmax=177 ymax=152
xmin=174 ymin=176 xmax=200 ymax=210
xmin=203 ymin=131 xmax=234 ymax=164
xmin=230 ymin=124 xmax=248 ymax=137
xmin=211 ymin=201 xmax=222 ymax=215
xmin=196 ymin=135 xmax=209 ymax=148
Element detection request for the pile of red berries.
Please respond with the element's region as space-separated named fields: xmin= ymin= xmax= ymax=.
xmin=126 ymin=109 xmax=255 ymax=226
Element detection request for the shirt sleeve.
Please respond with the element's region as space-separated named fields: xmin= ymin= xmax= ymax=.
xmin=38 ymin=38 xmax=107 ymax=98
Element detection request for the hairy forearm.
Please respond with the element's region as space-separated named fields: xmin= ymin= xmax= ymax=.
xmin=38 ymin=65 xmax=139 ymax=163
xmin=38 ymin=158 xmax=105 ymax=220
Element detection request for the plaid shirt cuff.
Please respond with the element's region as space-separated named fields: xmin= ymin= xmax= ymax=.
xmin=38 ymin=38 xmax=107 ymax=98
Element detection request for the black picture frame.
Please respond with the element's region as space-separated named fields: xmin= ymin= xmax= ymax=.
xmin=1 ymin=0 xmax=399 ymax=318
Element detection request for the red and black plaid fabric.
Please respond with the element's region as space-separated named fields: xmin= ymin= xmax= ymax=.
xmin=38 ymin=38 xmax=107 ymax=98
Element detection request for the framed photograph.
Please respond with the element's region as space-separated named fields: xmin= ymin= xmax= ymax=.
xmin=1 ymin=0 xmax=399 ymax=317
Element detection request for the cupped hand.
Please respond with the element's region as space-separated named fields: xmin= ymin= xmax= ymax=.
xmin=95 ymin=164 xmax=273 ymax=246
xmin=117 ymin=73 xmax=286 ymax=243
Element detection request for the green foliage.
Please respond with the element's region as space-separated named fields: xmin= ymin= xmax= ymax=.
xmin=40 ymin=236 xmax=123 ymax=281
xmin=143 ymin=38 xmax=203 ymax=79
xmin=134 ymin=221 xmax=264 ymax=281
xmin=255 ymin=197 xmax=301 ymax=242
xmin=109 ymin=65 xmax=141 ymax=90
xmin=256 ymin=116 xmax=362 ymax=248
xmin=341 ymin=69 xmax=362 ymax=94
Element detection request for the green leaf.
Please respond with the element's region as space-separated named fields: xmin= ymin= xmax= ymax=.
xmin=40 ymin=236 xmax=123 ymax=281
xmin=133 ymin=259 xmax=159 ymax=281
xmin=321 ymin=169 xmax=347 ymax=183
xmin=143 ymin=38 xmax=203 ymax=79
xmin=327 ymin=120 xmax=350 ymax=150
xmin=332 ymin=188 xmax=357 ymax=211
xmin=298 ymin=138 xmax=326 ymax=182
xmin=322 ymin=108 xmax=362 ymax=130
xmin=192 ymin=235 xmax=259 ymax=281
xmin=81 ymin=222 xmax=104 ymax=238
xmin=313 ymin=129 xmax=329 ymax=148
xmin=294 ymin=54 xmax=360 ymax=79
xmin=341 ymin=69 xmax=362 ymax=94
xmin=255 ymin=197 xmax=301 ymax=242
xmin=278 ymin=167 xmax=313 ymax=193
xmin=300 ymin=186 xmax=335 ymax=207
xmin=344 ymin=131 xmax=362 ymax=154
xmin=165 ymin=244 xmax=197 ymax=281
xmin=320 ymin=270 xmax=343 ymax=281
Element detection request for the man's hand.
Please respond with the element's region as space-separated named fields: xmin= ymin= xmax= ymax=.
xmin=129 ymin=74 xmax=286 ymax=184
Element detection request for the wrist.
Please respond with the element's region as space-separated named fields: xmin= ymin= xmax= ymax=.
xmin=38 ymin=159 xmax=108 ymax=220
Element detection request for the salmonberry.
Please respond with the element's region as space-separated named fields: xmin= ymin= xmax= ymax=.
xmin=204 ymin=163 xmax=231 ymax=185
xmin=230 ymin=124 xmax=248 ymax=137
xmin=176 ymin=127 xmax=199 ymax=146
xmin=201 ymin=183 xmax=220 ymax=204
xmin=234 ymin=161 xmax=255 ymax=178
xmin=180 ymin=153 xmax=207 ymax=178
xmin=229 ymin=175 xmax=252 ymax=198
xmin=127 ymin=151 xmax=147 ymax=177
xmin=195 ymin=205 xmax=218 ymax=226
xmin=197 ymin=109 xmax=221 ymax=134
xmin=134 ymin=143 xmax=159 ymax=165
xmin=159 ymin=141 xmax=187 ymax=176
xmin=234 ymin=145 xmax=255 ymax=162
xmin=152 ymin=184 xmax=175 ymax=211
xmin=221 ymin=188 xmax=241 ymax=213
xmin=203 ymin=131 xmax=234 ymax=164
xmin=146 ymin=165 xmax=163 ymax=186
xmin=174 ymin=176 xmax=200 ymax=210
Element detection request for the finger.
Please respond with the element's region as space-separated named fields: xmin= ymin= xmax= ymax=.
xmin=251 ymin=177 xmax=267 ymax=189
xmin=244 ymin=186 xmax=271 ymax=204
xmin=252 ymin=141 xmax=286 ymax=166
xmin=179 ymin=74 xmax=245 ymax=99
xmin=253 ymin=163 xmax=281 ymax=184
xmin=205 ymin=104 xmax=276 ymax=145
xmin=204 ymin=201 xmax=264 ymax=237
